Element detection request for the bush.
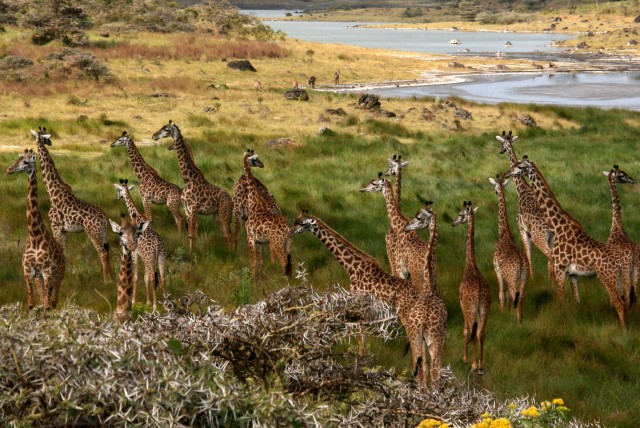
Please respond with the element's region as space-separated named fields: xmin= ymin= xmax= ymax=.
xmin=44 ymin=49 xmax=115 ymax=82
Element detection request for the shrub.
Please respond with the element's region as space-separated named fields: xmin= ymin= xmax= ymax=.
xmin=44 ymin=49 xmax=115 ymax=82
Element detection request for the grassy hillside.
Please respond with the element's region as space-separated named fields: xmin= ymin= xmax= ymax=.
xmin=1 ymin=25 xmax=640 ymax=426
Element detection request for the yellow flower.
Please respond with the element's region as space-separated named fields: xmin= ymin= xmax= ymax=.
xmin=557 ymin=406 xmax=570 ymax=413
xmin=490 ymin=418 xmax=512 ymax=428
xmin=416 ymin=418 xmax=443 ymax=428
xmin=521 ymin=406 xmax=540 ymax=418
xmin=541 ymin=400 xmax=551 ymax=410
xmin=440 ymin=424 xmax=449 ymax=428
xmin=552 ymin=398 xmax=565 ymax=406
xmin=506 ymin=403 xmax=517 ymax=411
xmin=470 ymin=422 xmax=490 ymax=428
xmin=481 ymin=412 xmax=494 ymax=419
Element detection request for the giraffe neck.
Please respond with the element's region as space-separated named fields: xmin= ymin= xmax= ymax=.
xmin=116 ymin=248 xmax=134 ymax=315
xmin=37 ymin=142 xmax=70 ymax=202
xmin=496 ymin=186 xmax=511 ymax=238
xmin=122 ymin=189 xmax=147 ymax=223
xmin=527 ymin=162 xmax=573 ymax=233
xmin=381 ymin=179 xmax=408 ymax=232
xmin=396 ymin=167 xmax=402 ymax=210
xmin=465 ymin=212 xmax=478 ymax=270
xmin=504 ymin=142 xmax=532 ymax=198
xmin=425 ymin=213 xmax=438 ymax=292
xmin=125 ymin=140 xmax=157 ymax=179
xmin=309 ymin=216 xmax=381 ymax=282
xmin=608 ymin=175 xmax=628 ymax=241
xmin=174 ymin=132 xmax=203 ymax=183
xmin=26 ymin=168 xmax=48 ymax=239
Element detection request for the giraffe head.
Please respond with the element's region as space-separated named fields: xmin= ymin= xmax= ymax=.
xmin=109 ymin=213 xmax=148 ymax=254
xmin=113 ymin=178 xmax=135 ymax=200
xmin=152 ymin=120 xmax=180 ymax=143
xmin=244 ymin=149 xmax=264 ymax=168
xmin=404 ymin=200 xmax=434 ymax=231
xmin=110 ymin=131 xmax=133 ymax=148
xmin=384 ymin=154 xmax=409 ymax=177
xmin=495 ymin=130 xmax=518 ymax=154
xmin=359 ymin=172 xmax=387 ymax=193
xmin=290 ymin=210 xmax=317 ymax=236
xmin=6 ymin=149 xmax=36 ymax=175
xmin=30 ymin=127 xmax=52 ymax=146
xmin=603 ymin=164 xmax=635 ymax=185
xmin=503 ymin=155 xmax=533 ymax=180
xmin=452 ymin=201 xmax=478 ymax=226
xmin=488 ymin=173 xmax=510 ymax=195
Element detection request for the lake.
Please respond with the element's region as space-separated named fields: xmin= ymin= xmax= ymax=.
xmin=244 ymin=10 xmax=640 ymax=110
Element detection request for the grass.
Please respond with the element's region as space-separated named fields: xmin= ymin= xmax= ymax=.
xmin=1 ymin=26 xmax=640 ymax=426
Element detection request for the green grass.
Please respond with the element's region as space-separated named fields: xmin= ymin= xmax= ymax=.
xmin=3 ymin=107 xmax=640 ymax=426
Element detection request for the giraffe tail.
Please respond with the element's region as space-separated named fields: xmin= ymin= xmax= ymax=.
xmin=103 ymin=242 xmax=109 ymax=252
xmin=285 ymin=254 xmax=292 ymax=277
xmin=154 ymin=271 xmax=159 ymax=290
xmin=467 ymin=322 xmax=478 ymax=344
xmin=514 ymin=291 xmax=520 ymax=309
xmin=403 ymin=341 xmax=411 ymax=357
xmin=413 ymin=356 xmax=423 ymax=379
xmin=631 ymin=286 xmax=636 ymax=309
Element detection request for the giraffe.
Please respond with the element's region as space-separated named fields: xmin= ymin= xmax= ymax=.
xmin=33 ymin=128 xmax=112 ymax=283
xmin=242 ymin=150 xmax=292 ymax=281
xmin=109 ymin=214 xmax=149 ymax=323
xmin=504 ymin=157 xmax=631 ymax=328
xmin=603 ymin=165 xmax=638 ymax=309
xmin=114 ymin=179 xmax=167 ymax=311
xmin=403 ymin=201 xmax=448 ymax=382
xmin=489 ymin=174 xmax=529 ymax=322
xmin=383 ymin=155 xmax=409 ymax=276
xmin=360 ymin=172 xmax=427 ymax=287
xmin=384 ymin=154 xmax=409 ymax=209
xmin=452 ymin=201 xmax=491 ymax=372
xmin=290 ymin=210 xmax=446 ymax=387
xmin=231 ymin=152 xmax=280 ymax=251
xmin=111 ymin=131 xmax=184 ymax=232
xmin=152 ymin=121 xmax=233 ymax=252
xmin=6 ymin=149 xmax=65 ymax=310
xmin=496 ymin=130 xmax=554 ymax=279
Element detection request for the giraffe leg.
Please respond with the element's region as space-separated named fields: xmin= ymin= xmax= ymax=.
xmin=605 ymin=275 xmax=628 ymax=329
xmin=187 ymin=212 xmax=197 ymax=253
xmin=142 ymin=197 xmax=154 ymax=224
xmin=408 ymin=331 xmax=424 ymax=386
xmin=494 ymin=262 xmax=506 ymax=311
xmin=132 ymin=252 xmax=140 ymax=305
xmin=429 ymin=331 xmax=445 ymax=387
xmin=462 ymin=325 xmax=469 ymax=364
xmin=569 ymin=275 xmax=580 ymax=303
xmin=145 ymin=254 xmax=157 ymax=310
xmin=167 ymin=191 xmax=184 ymax=233
xmin=50 ymin=267 xmax=64 ymax=309
xmin=520 ymin=228 xmax=534 ymax=278
xmin=23 ymin=270 xmax=35 ymax=310
xmin=87 ymin=229 xmax=112 ymax=284
xmin=232 ymin=205 xmax=242 ymax=252
xmin=554 ymin=266 xmax=567 ymax=302
xmin=42 ymin=275 xmax=54 ymax=310
xmin=517 ymin=268 xmax=526 ymax=323
xmin=158 ymin=251 xmax=167 ymax=302
xmin=218 ymin=201 xmax=233 ymax=250
xmin=471 ymin=336 xmax=478 ymax=371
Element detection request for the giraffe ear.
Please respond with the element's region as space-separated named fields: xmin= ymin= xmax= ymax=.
xmin=502 ymin=178 xmax=510 ymax=187
xmin=128 ymin=185 xmax=135 ymax=191
xmin=109 ymin=219 xmax=121 ymax=233
xmin=473 ymin=207 xmax=479 ymax=214
xmin=488 ymin=177 xmax=497 ymax=186
xmin=113 ymin=183 xmax=122 ymax=190
xmin=602 ymin=171 xmax=610 ymax=176
xmin=30 ymin=130 xmax=37 ymax=137
xmin=137 ymin=221 xmax=149 ymax=234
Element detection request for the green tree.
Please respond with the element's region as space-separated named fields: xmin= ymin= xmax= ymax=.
xmin=23 ymin=0 xmax=93 ymax=46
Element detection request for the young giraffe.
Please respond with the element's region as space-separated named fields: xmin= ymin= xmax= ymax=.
xmin=242 ymin=150 xmax=292 ymax=281
xmin=111 ymin=131 xmax=184 ymax=231
xmin=404 ymin=201 xmax=448 ymax=383
xmin=603 ymin=165 xmax=638 ymax=309
xmin=360 ymin=172 xmax=427 ymax=287
xmin=109 ymin=214 xmax=149 ymax=323
xmin=114 ymin=179 xmax=167 ymax=311
xmin=290 ymin=210 xmax=446 ymax=387
xmin=489 ymin=174 xmax=529 ymax=322
xmin=33 ymin=128 xmax=112 ymax=283
xmin=453 ymin=201 xmax=491 ymax=372
xmin=383 ymin=155 xmax=409 ymax=277
xmin=152 ymin=121 xmax=233 ymax=252
xmin=231 ymin=152 xmax=280 ymax=251
xmin=505 ymin=157 xmax=632 ymax=328
xmin=496 ymin=131 xmax=554 ymax=280
xmin=6 ymin=149 xmax=66 ymax=310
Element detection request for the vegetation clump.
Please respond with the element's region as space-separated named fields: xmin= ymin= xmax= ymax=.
xmin=44 ymin=48 xmax=114 ymax=82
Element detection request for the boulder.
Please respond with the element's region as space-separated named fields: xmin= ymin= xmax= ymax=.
xmin=455 ymin=108 xmax=472 ymax=120
xmin=517 ymin=114 xmax=538 ymax=127
xmin=266 ymin=138 xmax=300 ymax=149
xmin=378 ymin=110 xmax=396 ymax=118
xmin=325 ymin=107 xmax=347 ymax=116
xmin=227 ymin=60 xmax=257 ymax=72
xmin=283 ymin=88 xmax=309 ymax=101
xmin=358 ymin=94 xmax=381 ymax=111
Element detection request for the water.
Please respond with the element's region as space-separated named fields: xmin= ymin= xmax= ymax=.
xmin=367 ymin=72 xmax=640 ymax=110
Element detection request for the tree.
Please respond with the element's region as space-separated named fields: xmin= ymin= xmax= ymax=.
xmin=22 ymin=0 xmax=93 ymax=46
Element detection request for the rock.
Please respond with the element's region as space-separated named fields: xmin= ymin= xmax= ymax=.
xmin=265 ymin=138 xmax=300 ymax=149
xmin=628 ymin=39 xmax=638 ymax=45
xmin=358 ymin=94 xmax=381 ymax=110
xmin=576 ymin=41 xmax=588 ymax=49
xmin=318 ymin=127 xmax=334 ymax=135
xmin=283 ymin=88 xmax=309 ymax=101
xmin=635 ymin=16 xmax=640 ymax=23
xmin=586 ymin=31 xmax=594 ymax=37
xmin=132 ymin=115 xmax=143 ymax=120
xmin=325 ymin=107 xmax=347 ymax=116
xmin=318 ymin=114 xmax=330 ymax=123
xmin=227 ymin=60 xmax=257 ymax=72
xmin=517 ymin=114 xmax=538 ymax=127
xmin=495 ymin=64 xmax=509 ymax=70
xmin=444 ymin=99 xmax=457 ymax=108
xmin=149 ymin=92 xmax=170 ymax=98
xmin=378 ymin=110 xmax=396 ymax=118
xmin=422 ymin=108 xmax=435 ymax=121
xmin=100 ymin=32 xmax=110 ymax=38
xmin=554 ymin=17 xmax=563 ymax=22
xmin=448 ymin=62 xmax=465 ymax=68
xmin=455 ymin=108 xmax=472 ymax=120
